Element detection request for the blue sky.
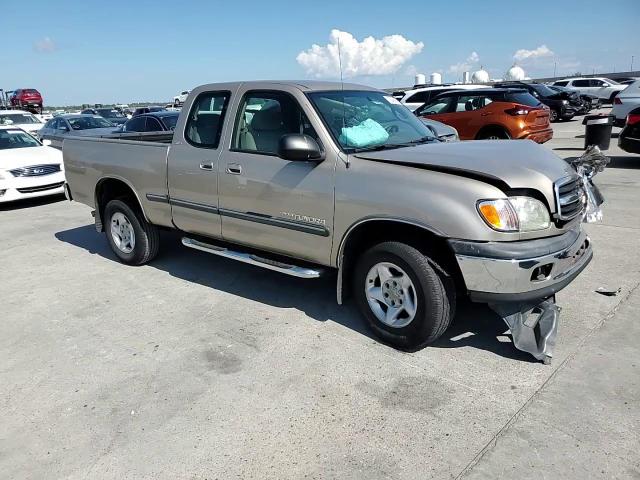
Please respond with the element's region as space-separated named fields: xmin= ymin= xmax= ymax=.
xmin=2 ymin=0 xmax=639 ymax=105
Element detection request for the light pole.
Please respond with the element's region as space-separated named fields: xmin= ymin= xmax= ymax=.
xmin=553 ymin=61 xmax=557 ymax=78
xmin=632 ymin=55 xmax=635 ymax=72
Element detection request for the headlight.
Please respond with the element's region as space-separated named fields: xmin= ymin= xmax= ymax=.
xmin=562 ymin=99 xmax=569 ymax=105
xmin=478 ymin=197 xmax=550 ymax=232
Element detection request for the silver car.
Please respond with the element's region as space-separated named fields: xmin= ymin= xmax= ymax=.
xmin=39 ymin=114 xmax=118 ymax=149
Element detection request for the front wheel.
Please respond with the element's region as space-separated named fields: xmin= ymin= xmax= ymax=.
xmin=104 ymin=199 xmax=159 ymax=265
xmin=549 ymin=109 xmax=559 ymax=122
xmin=353 ymin=242 xmax=453 ymax=349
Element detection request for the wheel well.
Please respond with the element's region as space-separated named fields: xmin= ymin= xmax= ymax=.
xmin=475 ymin=125 xmax=510 ymax=139
xmin=339 ymin=220 xmax=464 ymax=301
xmin=94 ymin=178 xmax=144 ymax=231
xmin=609 ymin=91 xmax=619 ymax=102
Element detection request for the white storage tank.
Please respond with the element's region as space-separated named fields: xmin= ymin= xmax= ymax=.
xmin=430 ymin=72 xmax=442 ymax=85
xmin=471 ymin=69 xmax=490 ymax=83
xmin=414 ymin=73 xmax=426 ymax=86
xmin=462 ymin=71 xmax=471 ymax=84
xmin=505 ymin=65 xmax=526 ymax=81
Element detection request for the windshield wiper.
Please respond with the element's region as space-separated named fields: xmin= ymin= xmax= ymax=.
xmin=351 ymin=143 xmax=408 ymax=153
xmin=404 ymin=135 xmax=437 ymax=145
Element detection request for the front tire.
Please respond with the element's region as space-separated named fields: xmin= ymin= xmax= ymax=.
xmin=549 ymin=109 xmax=559 ymax=122
xmin=353 ymin=242 xmax=453 ymax=349
xmin=104 ymin=199 xmax=159 ymax=265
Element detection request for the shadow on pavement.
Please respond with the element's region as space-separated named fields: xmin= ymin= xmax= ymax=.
xmin=55 ymin=224 xmax=530 ymax=361
xmin=0 ymin=194 xmax=66 ymax=212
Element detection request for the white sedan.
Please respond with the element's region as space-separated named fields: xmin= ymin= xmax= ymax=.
xmin=0 ymin=110 xmax=45 ymax=136
xmin=0 ymin=127 xmax=65 ymax=203
xmin=612 ymin=79 xmax=640 ymax=126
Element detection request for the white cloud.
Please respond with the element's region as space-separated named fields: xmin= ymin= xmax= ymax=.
xmin=513 ymin=45 xmax=553 ymax=62
xmin=448 ymin=51 xmax=480 ymax=74
xmin=296 ymin=29 xmax=424 ymax=78
xmin=34 ymin=37 xmax=57 ymax=53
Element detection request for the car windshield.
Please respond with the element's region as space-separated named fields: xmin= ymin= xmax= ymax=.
xmin=68 ymin=116 xmax=114 ymax=130
xmin=529 ymin=84 xmax=559 ymax=97
xmin=0 ymin=129 xmax=41 ymax=150
xmin=0 ymin=113 xmax=42 ymax=125
xmin=159 ymin=114 xmax=179 ymax=130
xmin=97 ymin=109 xmax=125 ymax=118
xmin=308 ymin=90 xmax=437 ymax=152
xmin=605 ymin=78 xmax=621 ymax=85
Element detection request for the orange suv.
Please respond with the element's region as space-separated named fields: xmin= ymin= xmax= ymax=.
xmin=414 ymin=88 xmax=552 ymax=143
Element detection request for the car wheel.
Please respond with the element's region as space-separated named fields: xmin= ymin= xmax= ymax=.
xmin=477 ymin=128 xmax=510 ymax=140
xmin=549 ymin=109 xmax=559 ymax=122
xmin=353 ymin=242 xmax=453 ymax=349
xmin=104 ymin=199 xmax=159 ymax=265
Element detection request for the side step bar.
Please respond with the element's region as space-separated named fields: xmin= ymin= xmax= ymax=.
xmin=181 ymin=237 xmax=323 ymax=279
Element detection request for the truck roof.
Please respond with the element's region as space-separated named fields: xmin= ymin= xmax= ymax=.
xmin=194 ymin=80 xmax=380 ymax=92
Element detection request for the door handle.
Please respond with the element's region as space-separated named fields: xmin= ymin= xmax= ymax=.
xmin=199 ymin=162 xmax=214 ymax=171
xmin=226 ymin=163 xmax=242 ymax=175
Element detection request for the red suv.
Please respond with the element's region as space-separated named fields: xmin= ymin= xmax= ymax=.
xmin=10 ymin=89 xmax=44 ymax=113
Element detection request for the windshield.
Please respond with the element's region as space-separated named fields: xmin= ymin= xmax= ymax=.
xmin=68 ymin=116 xmax=114 ymax=130
xmin=0 ymin=113 xmax=42 ymax=125
xmin=530 ymin=83 xmax=559 ymax=97
xmin=97 ymin=109 xmax=125 ymax=119
xmin=308 ymin=90 xmax=436 ymax=152
xmin=0 ymin=129 xmax=41 ymax=150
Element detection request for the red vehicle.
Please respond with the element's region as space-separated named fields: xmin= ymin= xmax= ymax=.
xmin=10 ymin=88 xmax=44 ymax=114
xmin=415 ymin=88 xmax=553 ymax=143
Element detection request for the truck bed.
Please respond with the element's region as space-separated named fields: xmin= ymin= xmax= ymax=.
xmin=63 ymin=136 xmax=172 ymax=227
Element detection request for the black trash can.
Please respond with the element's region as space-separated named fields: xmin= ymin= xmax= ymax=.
xmin=582 ymin=114 xmax=614 ymax=150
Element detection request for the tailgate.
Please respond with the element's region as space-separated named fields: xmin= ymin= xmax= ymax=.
xmin=526 ymin=108 xmax=550 ymax=131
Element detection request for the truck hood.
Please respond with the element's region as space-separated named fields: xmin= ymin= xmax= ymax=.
xmin=354 ymin=140 xmax=576 ymax=208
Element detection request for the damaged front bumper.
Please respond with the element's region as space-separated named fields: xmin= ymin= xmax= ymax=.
xmin=449 ymin=228 xmax=593 ymax=362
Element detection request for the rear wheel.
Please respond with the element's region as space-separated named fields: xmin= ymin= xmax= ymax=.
xmin=353 ymin=242 xmax=453 ymax=349
xmin=477 ymin=128 xmax=510 ymax=140
xmin=104 ymin=199 xmax=159 ymax=265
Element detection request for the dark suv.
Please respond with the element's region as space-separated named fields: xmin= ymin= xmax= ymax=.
xmin=493 ymin=82 xmax=578 ymax=122
xmin=10 ymin=89 xmax=44 ymax=113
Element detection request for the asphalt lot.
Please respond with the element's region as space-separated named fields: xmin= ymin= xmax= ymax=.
xmin=2 ymin=111 xmax=639 ymax=479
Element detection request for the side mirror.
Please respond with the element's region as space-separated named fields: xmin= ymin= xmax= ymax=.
xmin=42 ymin=139 xmax=52 ymax=146
xmin=278 ymin=134 xmax=323 ymax=161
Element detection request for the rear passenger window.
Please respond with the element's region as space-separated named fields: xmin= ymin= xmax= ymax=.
xmin=124 ymin=116 xmax=146 ymax=132
xmin=405 ymin=91 xmax=429 ymax=103
xmin=454 ymin=95 xmax=492 ymax=112
xmin=554 ymin=81 xmax=568 ymax=86
xmin=185 ymin=91 xmax=230 ymax=148
xmin=573 ymin=80 xmax=590 ymax=87
xmin=232 ymin=91 xmax=318 ymax=155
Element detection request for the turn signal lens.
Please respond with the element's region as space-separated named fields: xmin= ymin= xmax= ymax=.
xmin=477 ymin=199 xmax=519 ymax=231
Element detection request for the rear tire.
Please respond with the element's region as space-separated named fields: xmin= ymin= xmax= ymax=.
xmin=353 ymin=241 xmax=453 ymax=349
xmin=104 ymin=199 xmax=159 ymax=265
xmin=476 ymin=128 xmax=510 ymax=140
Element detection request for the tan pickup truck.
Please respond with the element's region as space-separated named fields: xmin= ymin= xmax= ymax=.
xmin=62 ymin=81 xmax=598 ymax=363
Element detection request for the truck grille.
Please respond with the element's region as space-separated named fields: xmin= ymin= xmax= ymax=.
xmin=10 ymin=164 xmax=61 ymax=177
xmin=16 ymin=181 xmax=65 ymax=193
xmin=555 ymin=175 xmax=586 ymax=220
